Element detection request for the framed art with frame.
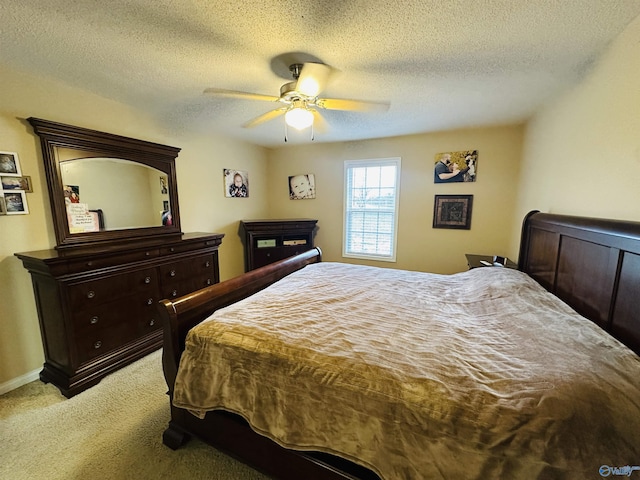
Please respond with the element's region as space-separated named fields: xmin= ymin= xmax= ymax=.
xmin=224 ymin=169 xmax=249 ymax=198
xmin=4 ymin=190 xmax=29 ymax=215
xmin=0 ymin=151 xmax=22 ymax=177
xmin=433 ymin=194 xmax=473 ymax=229
xmin=1 ymin=175 xmax=32 ymax=192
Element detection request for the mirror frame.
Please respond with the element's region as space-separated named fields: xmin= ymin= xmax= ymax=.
xmin=28 ymin=118 xmax=182 ymax=250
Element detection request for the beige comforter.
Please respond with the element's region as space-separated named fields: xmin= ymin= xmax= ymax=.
xmin=172 ymin=263 xmax=640 ymax=479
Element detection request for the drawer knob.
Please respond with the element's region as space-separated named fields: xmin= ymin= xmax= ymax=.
xmin=171 ymin=290 xmax=178 ymax=297
xmin=145 ymin=251 xmax=151 ymax=256
xmin=86 ymin=261 xmax=93 ymax=267
xmin=144 ymin=276 xmax=151 ymax=284
xmin=94 ymin=341 xmax=102 ymax=349
xmin=147 ymin=298 xmax=154 ymax=305
xmin=149 ymin=319 xmax=155 ymax=327
xmin=90 ymin=316 xmax=99 ymax=325
xmin=170 ymin=270 xmax=176 ymax=277
xmin=87 ymin=291 xmax=95 ymax=299
xmin=206 ymin=278 xmax=212 ymax=285
xmin=170 ymin=247 xmax=175 ymax=252
xmin=205 ymin=261 xmax=211 ymax=267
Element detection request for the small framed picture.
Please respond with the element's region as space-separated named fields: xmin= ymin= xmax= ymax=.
xmin=1 ymin=175 xmax=32 ymax=192
xmin=224 ymin=169 xmax=249 ymax=198
xmin=160 ymin=175 xmax=168 ymax=194
xmin=63 ymin=185 xmax=80 ymax=204
xmin=4 ymin=190 xmax=29 ymax=215
xmin=0 ymin=151 xmax=22 ymax=177
xmin=433 ymin=194 xmax=473 ymax=229
xmin=289 ymin=173 xmax=316 ymax=199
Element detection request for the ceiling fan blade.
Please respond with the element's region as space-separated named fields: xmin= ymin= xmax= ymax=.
xmin=204 ymin=88 xmax=280 ymax=103
xmin=316 ymin=97 xmax=390 ymax=113
xmin=243 ymin=107 xmax=288 ymax=128
xmin=295 ymin=63 xmax=336 ymax=97
xmin=311 ymin=109 xmax=329 ymax=133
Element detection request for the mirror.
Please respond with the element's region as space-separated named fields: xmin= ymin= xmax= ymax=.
xmin=28 ymin=118 xmax=182 ymax=250
xmin=61 ymin=157 xmax=171 ymax=232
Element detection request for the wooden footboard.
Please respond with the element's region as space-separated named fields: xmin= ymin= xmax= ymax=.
xmin=157 ymin=246 xmax=381 ymax=479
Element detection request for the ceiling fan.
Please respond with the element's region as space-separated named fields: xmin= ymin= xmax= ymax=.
xmin=204 ymin=62 xmax=390 ymax=133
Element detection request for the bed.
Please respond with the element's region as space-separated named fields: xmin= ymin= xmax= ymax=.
xmin=158 ymin=211 xmax=640 ymax=479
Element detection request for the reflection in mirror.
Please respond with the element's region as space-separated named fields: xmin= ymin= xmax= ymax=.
xmin=60 ymin=157 xmax=170 ymax=232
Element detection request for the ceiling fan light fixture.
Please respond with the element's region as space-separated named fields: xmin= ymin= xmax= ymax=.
xmin=285 ymin=107 xmax=314 ymax=130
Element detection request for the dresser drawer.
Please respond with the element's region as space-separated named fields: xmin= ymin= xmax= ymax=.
xmin=67 ymin=268 xmax=159 ymax=306
xmin=160 ymin=274 xmax=216 ymax=300
xmin=138 ymin=313 xmax=162 ymax=336
xmin=71 ymin=294 xmax=158 ymax=332
xmin=252 ymin=246 xmax=310 ymax=269
xmin=75 ymin=320 xmax=139 ymax=365
xmin=159 ymin=254 xmax=216 ymax=299
xmin=66 ymin=249 xmax=160 ymax=274
xmin=160 ymin=239 xmax=219 ymax=255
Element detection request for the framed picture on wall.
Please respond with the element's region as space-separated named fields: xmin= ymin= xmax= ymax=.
xmin=433 ymin=194 xmax=473 ymax=229
xmin=224 ymin=169 xmax=249 ymax=198
xmin=289 ymin=173 xmax=316 ymax=199
xmin=434 ymin=150 xmax=478 ymax=183
xmin=1 ymin=175 xmax=32 ymax=192
xmin=4 ymin=190 xmax=29 ymax=215
xmin=0 ymin=151 xmax=22 ymax=177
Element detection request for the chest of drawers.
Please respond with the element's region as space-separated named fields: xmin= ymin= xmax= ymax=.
xmin=16 ymin=232 xmax=223 ymax=397
xmin=240 ymin=219 xmax=318 ymax=271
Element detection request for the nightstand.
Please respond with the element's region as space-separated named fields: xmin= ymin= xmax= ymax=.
xmin=465 ymin=254 xmax=517 ymax=269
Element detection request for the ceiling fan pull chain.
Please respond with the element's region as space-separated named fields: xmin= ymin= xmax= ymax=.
xmin=284 ymin=121 xmax=288 ymax=142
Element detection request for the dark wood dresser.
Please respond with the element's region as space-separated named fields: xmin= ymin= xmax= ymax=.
xmin=240 ymin=219 xmax=318 ymax=271
xmin=16 ymin=232 xmax=223 ymax=397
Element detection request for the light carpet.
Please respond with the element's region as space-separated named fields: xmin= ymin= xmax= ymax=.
xmin=0 ymin=350 xmax=271 ymax=480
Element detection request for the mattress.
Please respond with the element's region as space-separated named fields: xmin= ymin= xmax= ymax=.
xmin=172 ymin=262 xmax=640 ymax=479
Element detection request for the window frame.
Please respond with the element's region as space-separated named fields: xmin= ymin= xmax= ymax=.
xmin=342 ymin=157 xmax=401 ymax=262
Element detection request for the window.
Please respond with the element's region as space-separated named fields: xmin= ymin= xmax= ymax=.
xmin=343 ymin=158 xmax=401 ymax=262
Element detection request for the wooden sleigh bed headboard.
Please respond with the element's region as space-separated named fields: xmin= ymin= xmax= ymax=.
xmin=519 ymin=210 xmax=640 ymax=355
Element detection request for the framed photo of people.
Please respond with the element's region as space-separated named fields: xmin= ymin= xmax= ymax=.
xmin=0 ymin=151 xmax=22 ymax=177
xmin=1 ymin=175 xmax=32 ymax=192
xmin=224 ymin=169 xmax=249 ymax=198
xmin=3 ymin=190 xmax=29 ymax=215
xmin=434 ymin=150 xmax=478 ymax=183
xmin=0 ymin=151 xmax=30 ymax=215
xmin=288 ymin=173 xmax=315 ymax=200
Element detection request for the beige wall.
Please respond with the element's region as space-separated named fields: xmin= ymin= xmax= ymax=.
xmin=2 ymin=12 xmax=639 ymax=392
xmin=267 ymin=125 xmax=524 ymax=274
xmin=0 ymin=66 xmax=268 ymax=389
xmin=512 ymin=14 xmax=640 ymax=250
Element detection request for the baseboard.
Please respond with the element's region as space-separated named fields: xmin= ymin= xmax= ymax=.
xmin=0 ymin=368 xmax=41 ymax=396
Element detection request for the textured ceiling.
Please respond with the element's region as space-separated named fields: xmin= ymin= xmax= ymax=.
xmin=1 ymin=1 xmax=640 ymax=147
